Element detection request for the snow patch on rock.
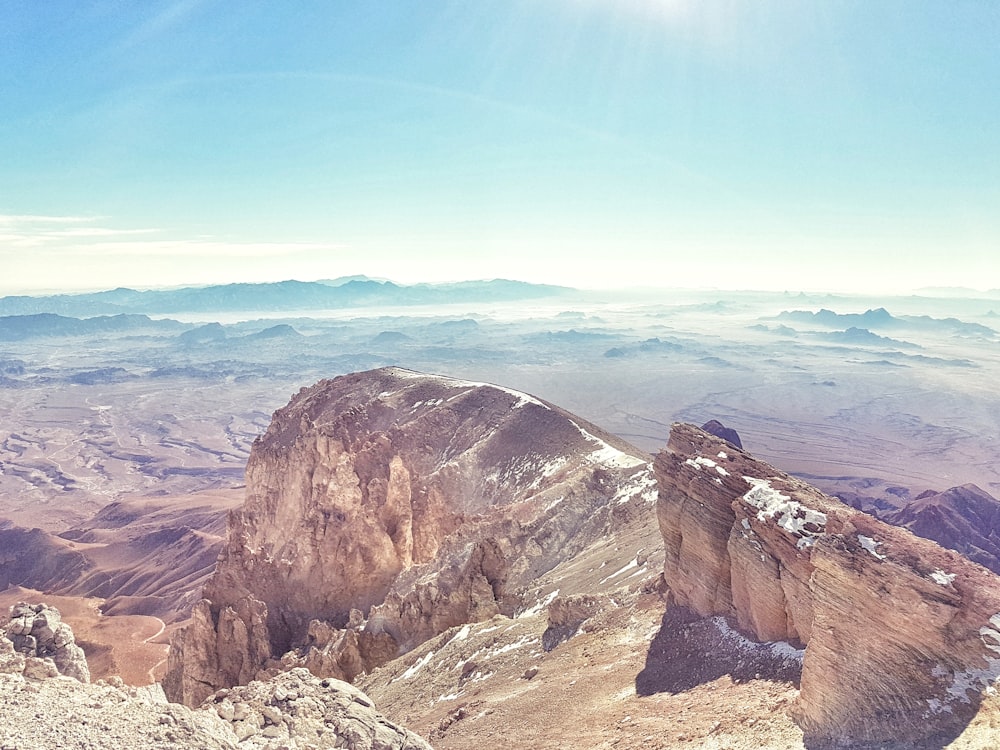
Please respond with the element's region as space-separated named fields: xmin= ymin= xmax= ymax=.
xmin=930 ymin=569 xmax=956 ymax=586
xmin=858 ymin=535 xmax=887 ymax=560
xmin=741 ymin=477 xmax=827 ymax=548
xmin=711 ymin=616 xmax=805 ymax=665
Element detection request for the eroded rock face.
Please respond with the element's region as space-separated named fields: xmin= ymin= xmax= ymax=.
xmin=655 ymin=423 xmax=1000 ymax=747
xmin=3 ymin=602 xmax=90 ymax=683
xmin=166 ymin=367 xmax=655 ymax=705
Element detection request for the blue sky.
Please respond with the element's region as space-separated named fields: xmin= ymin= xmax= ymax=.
xmin=1 ymin=1 xmax=998 ymax=293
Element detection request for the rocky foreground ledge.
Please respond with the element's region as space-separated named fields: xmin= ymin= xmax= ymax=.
xmin=0 ymin=603 xmax=431 ymax=749
xmin=2 ymin=602 xmax=90 ymax=683
xmin=656 ymin=422 xmax=1000 ymax=747
xmin=0 ymin=659 xmax=431 ymax=750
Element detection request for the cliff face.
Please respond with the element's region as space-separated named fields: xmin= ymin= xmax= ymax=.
xmin=165 ymin=367 xmax=655 ymax=705
xmin=656 ymin=423 xmax=1000 ymax=746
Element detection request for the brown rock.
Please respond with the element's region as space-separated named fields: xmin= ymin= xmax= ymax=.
xmin=655 ymin=422 xmax=1000 ymax=746
xmin=165 ymin=367 xmax=655 ymax=704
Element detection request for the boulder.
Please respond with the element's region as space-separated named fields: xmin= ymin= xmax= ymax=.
xmin=3 ymin=602 xmax=90 ymax=683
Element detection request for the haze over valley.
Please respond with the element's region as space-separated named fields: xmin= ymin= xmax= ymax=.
xmin=3 ymin=279 xmax=998 ymax=532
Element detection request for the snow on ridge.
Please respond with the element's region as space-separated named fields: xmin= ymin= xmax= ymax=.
xmin=392 ymin=367 xmax=549 ymax=409
xmin=599 ymin=557 xmax=641 ymax=585
xmin=929 ymin=613 xmax=1000 ymax=713
xmin=398 ymin=650 xmax=434 ymax=681
xmin=516 ymin=589 xmax=560 ymax=619
xmin=741 ymin=477 xmax=827 ymax=549
xmin=387 ymin=367 xmax=548 ymax=410
xmin=568 ymin=419 xmax=647 ymax=469
xmin=930 ymin=569 xmax=956 ymax=586
xmin=450 ymin=624 xmax=472 ymax=643
xmin=389 ymin=370 xmax=650 ymax=474
xmin=612 ymin=466 xmax=658 ymax=505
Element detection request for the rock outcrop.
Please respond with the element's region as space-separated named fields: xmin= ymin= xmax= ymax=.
xmin=204 ymin=667 xmax=433 ymax=749
xmin=3 ymin=602 xmax=90 ymax=682
xmin=166 ymin=367 xmax=656 ymax=705
xmin=655 ymin=423 xmax=1000 ymax=746
xmin=0 ymin=663 xmax=432 ymax=749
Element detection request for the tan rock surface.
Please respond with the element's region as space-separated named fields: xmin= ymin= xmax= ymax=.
xmin=4 ymin=602 xmax=90 ymax=683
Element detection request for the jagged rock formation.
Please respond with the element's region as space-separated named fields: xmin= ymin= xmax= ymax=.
xmin=0 ymin=663 xmax=432 ymax=749
xmin=3 ymin=602 xmax=90 ymax=682
xmin=884 ymin=483 xmax=1000 ymax=574
xmin=166 ymin=367 xmax=655 ymax=706
xmin=655 ymin=423 xmax=1000 ymax=747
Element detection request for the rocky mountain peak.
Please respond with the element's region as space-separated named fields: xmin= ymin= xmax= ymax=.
xmin=884 ymin=483 xmax=1000 ymax=574
xmin=165 ymin=367 xmax=656 ymax=706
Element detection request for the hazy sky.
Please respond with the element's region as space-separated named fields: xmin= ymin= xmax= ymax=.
xmin=2 ymin=1 xmax=998 ymax=294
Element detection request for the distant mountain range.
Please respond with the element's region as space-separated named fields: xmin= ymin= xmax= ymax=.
xmin=777 ymin=307 xmax=996 ymax=336
xmin=0 ymin=278 xmax=572 ymax=317
xmin=0 ymin=313 xmax=184 ymax=341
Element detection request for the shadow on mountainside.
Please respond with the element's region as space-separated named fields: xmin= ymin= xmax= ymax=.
xmin=636 ymin=605 xmax=979 ymax=750
xmin=635 ymin=604 xmax=802 ymax=696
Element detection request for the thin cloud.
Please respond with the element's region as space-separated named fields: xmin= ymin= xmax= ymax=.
xmin=67 ymin=239 xmax=343 ymax=258
xmin=0 ymin=215 xmax=159 ymax=249
xmin=0 ymin=214 xmax=101 ymax=226
xmin=0 ymin=216 xmax=341 ymax=261
xmin=116 ymin=0 xmax=206 ymax=52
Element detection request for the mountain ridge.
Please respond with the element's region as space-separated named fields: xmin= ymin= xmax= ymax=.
xmin=0 ymin=279 xmax=573 ymax=317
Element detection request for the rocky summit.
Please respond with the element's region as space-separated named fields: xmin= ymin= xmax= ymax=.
xmin=165 ymin=367 xmax=656 ymax=706
xmin=656 ymin=422 xmax=1000 ymax=747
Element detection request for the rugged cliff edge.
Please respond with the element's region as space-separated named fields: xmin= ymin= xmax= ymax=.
xmin=165 ymin=367 xmax=655 ymax=706
xmin=656 ymin=422 xmax=1000 ymax=747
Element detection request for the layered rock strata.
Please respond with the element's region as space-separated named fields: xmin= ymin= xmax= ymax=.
xmin=655 ymin=422 xmax=1000 ymax=746
xmin=166 ymin=367 xmax=656 ymax=705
